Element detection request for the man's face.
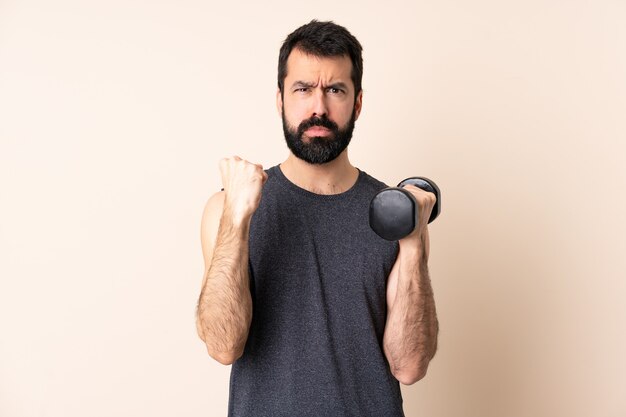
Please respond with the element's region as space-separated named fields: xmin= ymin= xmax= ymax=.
xmin=277 ymin=48 xmax=362 ymax=164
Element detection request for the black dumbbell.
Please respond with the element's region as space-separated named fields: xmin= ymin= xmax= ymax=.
xmin=369 ymin=177 xmax=441 ymax=241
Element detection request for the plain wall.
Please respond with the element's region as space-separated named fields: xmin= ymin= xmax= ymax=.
xmin=1 ymin=0 xmax=625 ymax=416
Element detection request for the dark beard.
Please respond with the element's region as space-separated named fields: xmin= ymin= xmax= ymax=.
xmin=282 ymin=109 xmax=356 ymax=165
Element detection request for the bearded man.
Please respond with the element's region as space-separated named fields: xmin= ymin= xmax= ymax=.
xmin=196 ymin=20 xmax=438 ymax=417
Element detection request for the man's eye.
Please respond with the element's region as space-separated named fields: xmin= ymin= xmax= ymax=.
xmin=327 ymin=87 xmax=342 ymax=94
xmin=295 ymin=87 xmax=309 ymax=93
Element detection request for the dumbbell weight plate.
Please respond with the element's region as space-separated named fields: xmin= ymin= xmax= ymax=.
xmin=369 ymin=188 xmax=417 ymax=241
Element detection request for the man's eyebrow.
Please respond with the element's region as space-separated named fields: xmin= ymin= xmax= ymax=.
xmin=290 ymin=81 xmax=350 ymax=90
xmin=326 ymin=82 xmax=349 ymax=90
xmin=291 ymin=80 xmax=316 ymax=89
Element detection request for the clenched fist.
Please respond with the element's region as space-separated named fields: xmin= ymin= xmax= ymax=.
xmin=400 ymin=184 xmax=437 ymax=237
xmin=219 ymin=156 xmax=268 ymax=225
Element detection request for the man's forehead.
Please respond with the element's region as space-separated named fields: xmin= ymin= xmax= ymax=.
xmin=285 ymin=48 xmax=353 ymax=82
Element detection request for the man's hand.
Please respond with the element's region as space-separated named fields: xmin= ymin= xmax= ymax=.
xmin=398 ymin=184 xmax=436 ymax=256
xmin=400 ymin=184 xmax=436 ymax=236
xmin=219 ymin=156 xmax=268 ymax=225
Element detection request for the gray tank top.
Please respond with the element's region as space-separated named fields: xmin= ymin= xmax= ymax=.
xmin=228 ymin=165 xmax=403 ymax=417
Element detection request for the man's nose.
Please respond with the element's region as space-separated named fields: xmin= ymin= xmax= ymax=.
xmin=311 ymin=89 xmax=328 ymax=118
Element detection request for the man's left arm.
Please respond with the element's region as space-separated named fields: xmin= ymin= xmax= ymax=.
xmin=382 ymin=185 xmax=439 ymax=385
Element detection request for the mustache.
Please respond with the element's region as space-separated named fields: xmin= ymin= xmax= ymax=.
xmin=297 ymin=116 xmax=339 ymax=136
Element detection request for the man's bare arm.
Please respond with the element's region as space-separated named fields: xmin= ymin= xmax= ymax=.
xmin=383 ymin=187 xmax=439 ymax=385
xmin=195 ymin=157 xmax=267 ymax=365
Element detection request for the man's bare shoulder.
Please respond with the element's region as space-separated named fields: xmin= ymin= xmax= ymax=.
xmin=203 ymin=190 xmax=225 ymax=219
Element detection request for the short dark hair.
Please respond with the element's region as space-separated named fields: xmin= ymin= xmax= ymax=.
xmin=277 ymin=20 xmax=363 ymax=98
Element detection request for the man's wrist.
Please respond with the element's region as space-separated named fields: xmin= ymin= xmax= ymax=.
xmin=220 ymin=208 xmax=252 ymax=238
xmin=398 ymin=234 xmax=427 ymax=260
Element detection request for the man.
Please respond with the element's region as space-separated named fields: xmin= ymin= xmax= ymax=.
xmin=196 ymin=20 xmax=438 ymax=417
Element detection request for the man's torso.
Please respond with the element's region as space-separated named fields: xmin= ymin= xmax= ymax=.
xmin=228 ymin=165 xmax=404 ymax=417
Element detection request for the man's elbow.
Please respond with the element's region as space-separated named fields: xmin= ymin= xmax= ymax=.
xmin=391 ymin=357 xmax=432 ymax=385
xmin=208 ymin=347 xmax=243 ymax=365
xmin=200 ymin=339 xmax=244 ymax=365
xmin=395 ymin=337 xmax=438 ymax=385
xmin=392 ymin=362 xmax=429 ymax=385
xmin=196 ymin=320 xmax=244 ymax=365
xmin=201 ymin=339 xmax=244 ymax=365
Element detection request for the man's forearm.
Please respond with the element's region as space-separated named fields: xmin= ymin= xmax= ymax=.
xmin=383 ymin=240 xmax=438 ymax=384
xmin=196 ymin=213 xmax=253 ymax=364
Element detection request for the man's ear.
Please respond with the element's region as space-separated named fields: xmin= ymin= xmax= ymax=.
xmin=276 ymin=89 xmax=283 ymax=117
xmin=354 ymin=90 xmax=363 ymax=121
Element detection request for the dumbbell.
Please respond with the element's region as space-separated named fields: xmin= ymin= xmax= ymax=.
xmin=369 ymin=177 xmax=441 ymax=241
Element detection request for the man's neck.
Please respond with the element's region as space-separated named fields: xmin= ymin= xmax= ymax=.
xmin=280 ymin=152 xmax=359 ymax=195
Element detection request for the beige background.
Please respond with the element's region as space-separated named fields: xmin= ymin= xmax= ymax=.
xmin=1 ymin=0 xmax=625 ymax=416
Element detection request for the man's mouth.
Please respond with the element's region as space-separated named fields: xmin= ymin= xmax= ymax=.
xmin=304 ymin=126 xmax=331 ymax=137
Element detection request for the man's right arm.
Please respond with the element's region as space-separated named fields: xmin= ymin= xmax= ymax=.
xmin=195 ymin=157 xmax=267 ymax=365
